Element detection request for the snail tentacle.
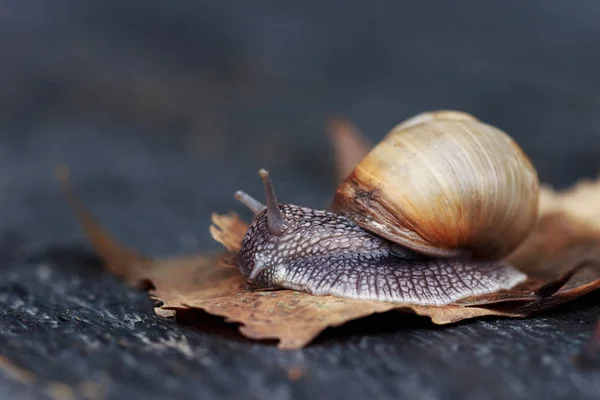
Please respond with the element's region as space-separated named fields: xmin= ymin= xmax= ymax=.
xmin=258 ymin=169 xmax=284 ymax=236
xmin=235 ymin=190 xmax=265 ymax=215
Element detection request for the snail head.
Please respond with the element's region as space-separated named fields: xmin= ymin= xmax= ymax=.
xmin=233 ymin=169 xmax=385 ymax=286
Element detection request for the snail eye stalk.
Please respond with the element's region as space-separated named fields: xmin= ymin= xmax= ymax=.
xmin=235 ymin=191 xmax=264 ymax=215
xmin=258 ymin=169 xmax=284 ymax=236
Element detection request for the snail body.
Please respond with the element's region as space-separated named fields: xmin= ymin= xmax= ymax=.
xmin=233 ymin=111 xmax=538 ymax=306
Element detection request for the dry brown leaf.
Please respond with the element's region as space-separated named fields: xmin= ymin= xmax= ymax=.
xmin=57 ymin=122 xmax=600 ymax=350
xmin=504 ymin=177 xmax=600 ymax=291
xmin=57 ymin=168 xmax=520 ymax=349
xmin=326 ymin=115 xmax=373 ymax=182
xmin=60 ymin=172 xmax=600 ymax=349
xmin=54 ymin=166 xmax=153 ymax=287
xmin=539 ymin=177 xmax=600 ymax=224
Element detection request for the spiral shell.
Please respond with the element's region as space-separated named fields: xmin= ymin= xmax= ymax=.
xmin=331 ymin=110 xmax=540 ymax=260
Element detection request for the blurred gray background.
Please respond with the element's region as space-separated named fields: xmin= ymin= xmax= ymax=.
xmin=1 ymin=2 xmax=600 ymax=399
xmin=2 ymin=0 xmax=600 ymax=258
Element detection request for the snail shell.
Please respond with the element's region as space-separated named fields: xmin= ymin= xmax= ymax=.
xmin=331 ymin=110 xmax=540 ymax=260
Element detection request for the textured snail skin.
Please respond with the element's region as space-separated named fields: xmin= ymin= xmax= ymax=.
xmin=236 ymin=204 xmax=528 ymax=306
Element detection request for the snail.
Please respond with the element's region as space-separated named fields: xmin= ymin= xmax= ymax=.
xmin=232 ymin=111 xmax=539 ymax=306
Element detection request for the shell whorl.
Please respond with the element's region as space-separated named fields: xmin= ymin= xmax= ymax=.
xmin=331 ymin=110 xmax=540 ymax=260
